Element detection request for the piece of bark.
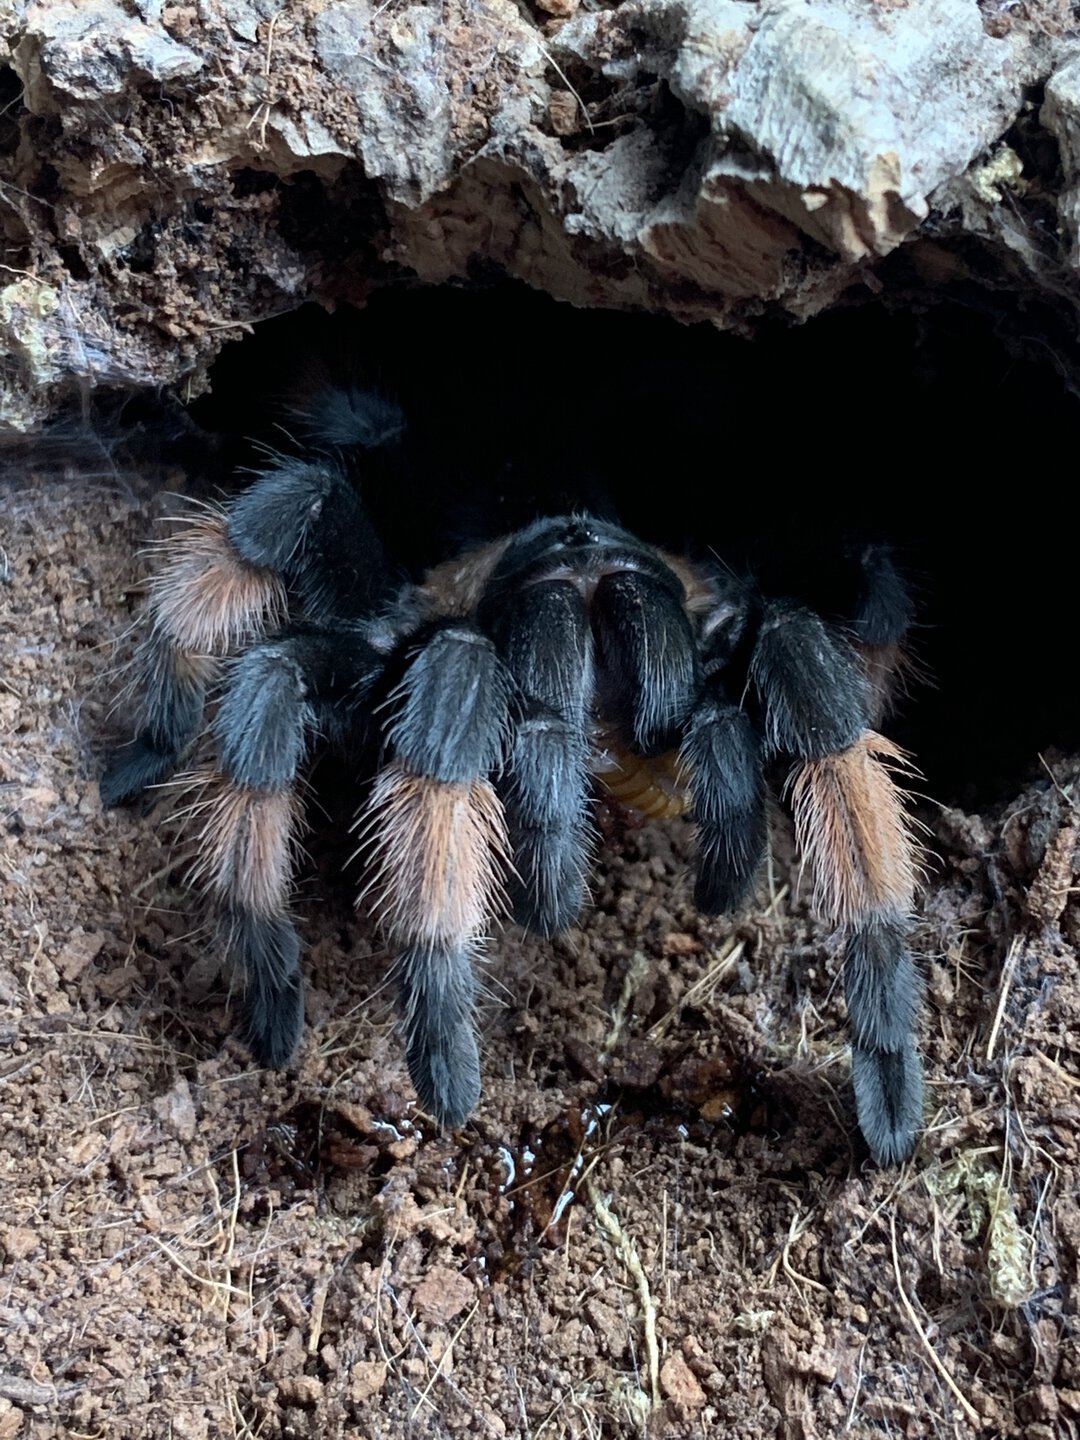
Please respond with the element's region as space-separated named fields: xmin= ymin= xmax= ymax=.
xmin=0 ymin=0 xmax=1060 ymax=437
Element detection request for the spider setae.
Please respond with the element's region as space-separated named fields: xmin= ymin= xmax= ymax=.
xmin=103 ymin=417 xmax=925 ymax=1165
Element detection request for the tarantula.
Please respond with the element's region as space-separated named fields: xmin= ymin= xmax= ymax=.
xmin=102 ymin=450 xmax=924 ymax=1164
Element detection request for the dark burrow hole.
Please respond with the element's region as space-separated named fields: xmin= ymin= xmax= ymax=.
xmin=102 ymin=281 xmax=1080 ymax=810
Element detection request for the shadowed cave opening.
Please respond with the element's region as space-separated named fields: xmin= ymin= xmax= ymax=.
xmin=121 ymin=280 xmax=1080 ymax=811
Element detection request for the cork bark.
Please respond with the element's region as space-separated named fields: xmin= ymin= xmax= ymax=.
xmin=0 ymin=0 xmax=1077 ymax=436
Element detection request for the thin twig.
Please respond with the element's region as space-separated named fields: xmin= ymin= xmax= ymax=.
xmin=986 ymin=935 xmax=1021 ymax=1061
xmin=409 ymin=1299 xmax=480 ymax=1419
xmin=890 ymin=1213 xmax=979 ymax=1425
xmin=150 ymin=1234 xmax=249 ymax=1299
xmin=535 ymin=42 xmax=594 ymax=134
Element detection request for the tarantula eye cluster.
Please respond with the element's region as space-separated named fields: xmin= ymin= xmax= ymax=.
xmin=103 ymin=387 xmax=925 ymax=1165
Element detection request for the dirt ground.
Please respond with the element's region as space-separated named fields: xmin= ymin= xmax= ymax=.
xmin=2 ymin=467 xmax=1079 ymax=1440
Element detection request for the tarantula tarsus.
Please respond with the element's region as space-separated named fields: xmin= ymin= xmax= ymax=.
xmin=102 ymin=452 xmax=925 ymax=1165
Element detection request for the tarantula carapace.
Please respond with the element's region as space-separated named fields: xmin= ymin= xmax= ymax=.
xmin=103 ymin=453 xmax=924 ymax=1164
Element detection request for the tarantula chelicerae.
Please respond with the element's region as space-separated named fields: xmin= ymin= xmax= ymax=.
xmin=103 ymin=428 xmax=925 ymax=1165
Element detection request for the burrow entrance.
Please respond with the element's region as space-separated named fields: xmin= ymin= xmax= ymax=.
xmin=64 ymin=280 xmax=1080 ymax=806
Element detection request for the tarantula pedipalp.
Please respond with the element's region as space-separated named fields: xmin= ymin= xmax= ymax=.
xmin=103 ymin=459 xmax=925 ymax=1165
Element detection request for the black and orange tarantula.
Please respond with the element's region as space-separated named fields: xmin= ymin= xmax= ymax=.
xmin=103 ymin=445 xmax=924 ymax=1164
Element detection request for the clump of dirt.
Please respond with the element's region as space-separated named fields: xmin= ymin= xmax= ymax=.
xmin=1 ymin=465 xmax=1078 ymax=1439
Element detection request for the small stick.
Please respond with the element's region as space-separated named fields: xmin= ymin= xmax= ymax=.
xmin=986 ymin=935 xmax=1021 ymax=1061
xmin=890 ymin=1213 xmax=979 ymax=1425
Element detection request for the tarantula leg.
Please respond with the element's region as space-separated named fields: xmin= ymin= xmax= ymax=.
xmin=101 ymin=508 xmax=288 ymax=806
xmin=203 ymin=629 xmax=383 ymax=1067
xmin=226 ymin=459 xmax=387 ymax=621
xmin=592 ymin=570 xmax=701 ymax=755
xmin=846 ymin=920 xmax=923 ymax=1166
xmin=850 ymin=542 xmax=917 ymax=724
xmin=101 ymin=461 xmax=389 ymax=808
xmin=507 ymin=707 xmax=591 ymax=934
xmin=788 ymin=732 xmax=923 ymax=1164
xmin=851 ymin=543 xmax=915 ymax=652
xmin=363 ymin=626 xmax=512 ymax=1125
xmin=396 ymin=942 xmax=482 ymax=1129
xmin=489 ymin=582 xmax=594 ymax=934
xmin=386 ymin=624 xmax=511 ymax=781
xmin=751 ymin=599 xmax=869 ymax=759
xmin=360 ymin=764 xmax=510 ymax=1126
xmin=842 ymin=549 xmax=926 ymax=1157
xmin=751 ymin=599 xmax=924 ymax=1162
xmin=215 ymin=626 xmax=382 ymax=786
xmin=284 ymin=376 xmax=406 ymax=453
xmin=682 ymin=693 xmax=766 ymax=914
xmin=670 ymin=573 xmax=764 ymax=911
xmin=200 ymin=783 xmax=305 ymax=1067
xmin=100 ymin=642 xmax=216 ymax=806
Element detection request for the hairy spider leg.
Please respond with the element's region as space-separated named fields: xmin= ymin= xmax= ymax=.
xmin=202 ymin=627 xmax=384 ymax=1066
xmin=681 ymin=572 xmax=768 ymax=914
xmin=195 ymin=460 xmax=389 ymax=1065
xmin=101 ymin=460 xmax=387 ymax=806
xmin=788 ymin=739 xmax=922 ymax=1165
xmin=850 ymin=541 xmax=918 ymax=724
xmin=489 ymin=560 xmax=703 ymax=935
xmin=590 ymin=569 xmax=702 ymax=756
xmin=683 ymin=692 xmax=768 ymax=915
xmin=487 ymin=581 xmax=594 ymax=935
xmin=751 ymin=599 xmax=923 ymax=1165
xmin=100 ymin=508 xmax=287 ymax=806
xmin=104 ymin=457 xmax=391 ymax=1064
xmin=359 ymin=623 xmax=512 ymax=1127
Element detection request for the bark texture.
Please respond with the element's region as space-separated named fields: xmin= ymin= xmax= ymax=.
xmin=0 ymin=0 xmax=1077 ymax=435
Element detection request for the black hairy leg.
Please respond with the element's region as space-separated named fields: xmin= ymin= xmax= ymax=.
xmin=101 ymin=458 xmax=388 ymax=807
xmin=848 ymin=539 xmax=920 ymax=725
xmin=745 ymin=599 xmax=923 ymax=1165
xmin=199 ymin=627 xmax=384 ymax=1065
xmin=484 ymin=579 xmax=593 ymax=934
xmin=102 ymin=449 xmax=391 ymax=1064
xmin=682 ymin=694 xmax=767 ymax=915
xmin=100 ymin=509 xmax=287 ymax=807
xmin=357 ymin=622 xmax=513 ymax=1125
